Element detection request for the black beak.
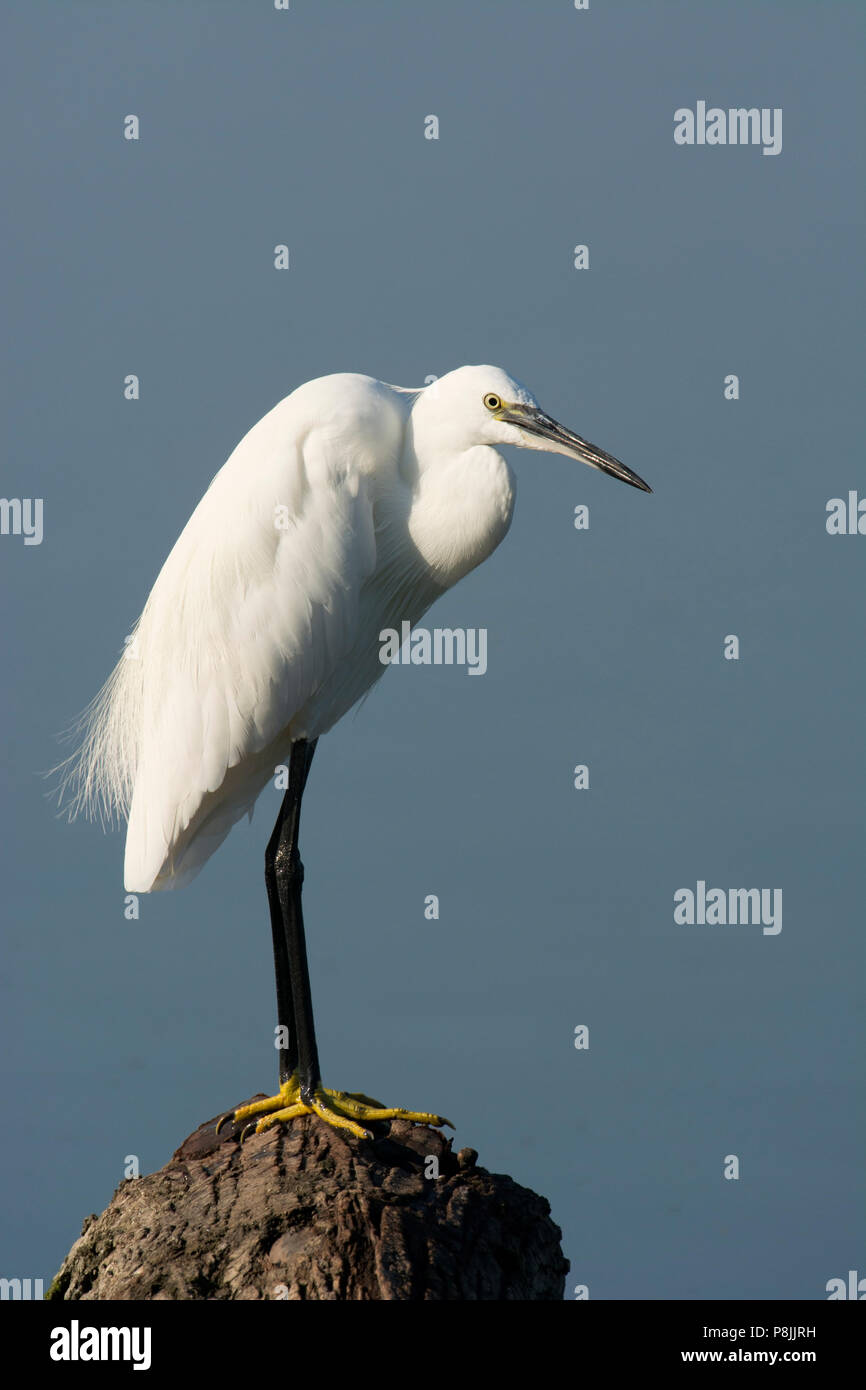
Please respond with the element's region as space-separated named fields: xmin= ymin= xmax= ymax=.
xmin=503 ymin=405 xmax=652 ymax=493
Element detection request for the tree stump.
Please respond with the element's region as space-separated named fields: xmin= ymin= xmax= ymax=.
xmin=48 ymin=1098 xmax=569 ymax=1300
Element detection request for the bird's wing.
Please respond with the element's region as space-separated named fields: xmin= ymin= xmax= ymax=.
xmin=120 ymin=401 xmax=384 ymax=891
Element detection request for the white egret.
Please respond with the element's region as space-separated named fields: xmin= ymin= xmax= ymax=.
xmin=63 ymin=365 xmax=651 ymax=1140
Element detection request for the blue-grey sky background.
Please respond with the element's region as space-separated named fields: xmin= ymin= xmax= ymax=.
xmin=1 ymin=1 xmax=863 ymax=1299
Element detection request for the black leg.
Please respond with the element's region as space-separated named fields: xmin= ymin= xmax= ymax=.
xmin=265 ymin=802 xmax=297 ymax=1084
xmin=222 ymin=731 xmax=447 ymax=1141
xmin=271 ymin=739 xmax=320 ymax=1102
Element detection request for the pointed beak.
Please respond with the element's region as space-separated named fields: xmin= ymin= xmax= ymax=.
xmin=502 ymin=404 xmax=652 ymax=493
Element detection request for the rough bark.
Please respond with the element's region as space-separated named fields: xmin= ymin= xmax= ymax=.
xmin=49 ymin=1097 xmax=569 ymax=1301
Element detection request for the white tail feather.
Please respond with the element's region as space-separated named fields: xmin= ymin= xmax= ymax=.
xmin=52 ymin=628 xmax=144 ymax=829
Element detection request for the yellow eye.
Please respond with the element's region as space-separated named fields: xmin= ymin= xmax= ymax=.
xmin=483 ymin=393 xmax=502 ymax=411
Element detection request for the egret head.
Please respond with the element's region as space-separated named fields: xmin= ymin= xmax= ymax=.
xmin=426 ymin=364 xmax=651 ymax=492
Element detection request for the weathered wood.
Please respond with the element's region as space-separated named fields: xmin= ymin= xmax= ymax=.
xmin=49 ymin=1099 xmax=569 ymax=1301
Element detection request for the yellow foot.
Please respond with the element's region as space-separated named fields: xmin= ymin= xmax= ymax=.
xmin=216 ymin=1073 xmax=451 ymax=1142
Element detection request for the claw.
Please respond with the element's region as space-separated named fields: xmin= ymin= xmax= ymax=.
xmin=217 ymin=1075 xmax=450 ymax=1143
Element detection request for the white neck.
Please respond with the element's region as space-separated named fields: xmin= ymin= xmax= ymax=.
xmin=407 ymin=442 xmax=516 ymax=589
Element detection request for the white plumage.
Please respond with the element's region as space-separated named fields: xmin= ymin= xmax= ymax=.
xmin=61 ymin=364 xmax=648 ymax=894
